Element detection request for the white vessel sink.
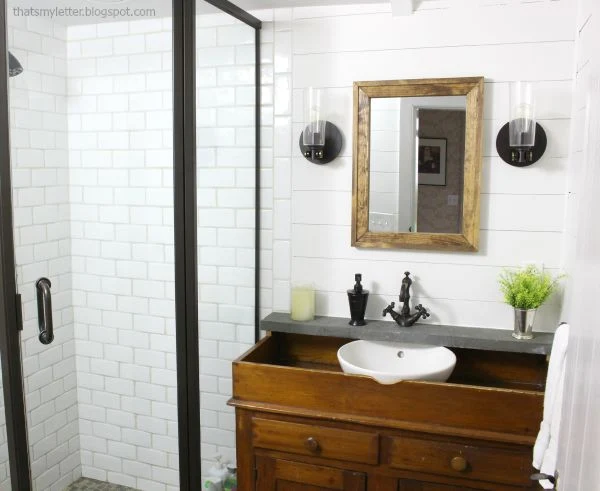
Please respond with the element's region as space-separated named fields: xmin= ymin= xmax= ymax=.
xmin=337 ymin=340 xmax=456 ymax=384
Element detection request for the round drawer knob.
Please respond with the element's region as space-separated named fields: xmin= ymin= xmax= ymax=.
xmin=305 ymin=437 xmax=320 ymax=453
xmin=450 ymin=456 xmax=468 ymax=472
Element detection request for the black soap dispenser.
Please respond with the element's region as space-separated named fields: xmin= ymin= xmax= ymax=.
xmin=347 ymin=274 xmax=369 ymax=326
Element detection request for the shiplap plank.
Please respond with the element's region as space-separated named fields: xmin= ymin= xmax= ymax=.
xmin=291 ymin=224 xmax=564 ymax=268
xmin=480 ymin=194 xmax=566 ymax=232
xmin=292 ymin=4 xmax=575 ymax=55
xmin=482 ymin=157 xmax=568 ymax=195
xmin=293 ymin=190 xmax=565 ymax=232
xmin=293 ymin=43 xmax=574 ymax=88
xmin=291 ymin=155 xmax=567 ymax=196
xmin=290 ymin=256 xmax=563 ymax=304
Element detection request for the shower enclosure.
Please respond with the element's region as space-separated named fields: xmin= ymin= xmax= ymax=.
xmin=0 ymin=0 xmax=260 ymax=489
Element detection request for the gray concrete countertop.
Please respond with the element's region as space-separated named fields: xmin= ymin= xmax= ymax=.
xmin=261 ymin=312 xmax=554 ymax=355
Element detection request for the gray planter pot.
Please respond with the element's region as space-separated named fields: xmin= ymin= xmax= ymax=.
xmin=512 ymin=308 xmax=537 ymax=340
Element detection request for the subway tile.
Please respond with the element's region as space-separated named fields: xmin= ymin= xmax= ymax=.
xmin=96 ymin=22 xmax=129 ymax=38
xmin=97 ymin=55 xmax=130 ymax=76
xmin=130 ymin=19 xmax=164 ymax=34
xmin=145 ymin=32 xmax=172 ymax=52
xmin=81 ymin=39 xmax=113 ymax=58
xmin=113 ymin=35 xmax=146 ymax=55
xmin=197 ymin=46 xmax=235 ymax=67
xmin=97 ymin=93 xmax=129 ymax=112
xmin=113 ymin=74 xmax=146 ymax=93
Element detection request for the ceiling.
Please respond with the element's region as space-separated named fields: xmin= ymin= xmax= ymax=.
xmin=8 ymin=0 xmax=388 ymax=25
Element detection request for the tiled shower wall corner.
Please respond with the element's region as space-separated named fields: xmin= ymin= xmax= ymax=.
xmin=66 ymin=17 xmax=179 ymax=490
xmin=8 ymin=16 xmax=81 ymax=491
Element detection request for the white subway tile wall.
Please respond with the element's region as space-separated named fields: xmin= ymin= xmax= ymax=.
xmin=368 ymin=98 xmax=402 ymax=233
xmin=196 ymin=10 xmax=263 ymax=473
xmin=8 ymin=15 xmax=81 ymax=491
xmin=259 ymin=14 xmax=275 ymax=326
xmin=280 ymin=1 xmax=575 ymax=331
xmin=66 ymin=16 xmax=179 ymax=490
xmin=271 ymin=8 xmax=293 ymax=313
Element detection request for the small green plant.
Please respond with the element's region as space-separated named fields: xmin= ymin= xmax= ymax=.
xmin=499 ymin=265 xmax=561 ymax=310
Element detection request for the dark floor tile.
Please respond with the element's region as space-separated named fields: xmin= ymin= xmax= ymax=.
xmin=64 ymin=477 xmax=139 ymax=491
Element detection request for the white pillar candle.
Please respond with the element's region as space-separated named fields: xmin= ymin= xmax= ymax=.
xmin=290 ymin=285 xmax=315 ymax=322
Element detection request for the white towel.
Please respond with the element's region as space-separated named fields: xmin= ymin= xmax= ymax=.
xmin=533 ymin=323 xmax=570 ymax=489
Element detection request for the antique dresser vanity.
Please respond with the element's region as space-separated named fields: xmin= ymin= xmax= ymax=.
xmin=229 ymin=316 xmax=552 ymax=491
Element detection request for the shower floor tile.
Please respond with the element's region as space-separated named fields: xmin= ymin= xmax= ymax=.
xmin=65 ymin=478 xmax=139 ymax=491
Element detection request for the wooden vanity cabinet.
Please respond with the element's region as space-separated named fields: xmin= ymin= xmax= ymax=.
xmin=396 ymin=480 xmax=491 ymax=490
xmin=256 ymin=456 xmax=367 ymax=490
xmin=230 ymin=333 xmax=546 ymax=491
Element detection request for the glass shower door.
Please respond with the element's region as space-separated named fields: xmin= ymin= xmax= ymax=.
xmin=6 ymin=2 xmax=180 ymax=489
xmin=2 ymin=0 xmax=260 ymax=488
xmin=195 ymin=0 xmax=259 ymax=478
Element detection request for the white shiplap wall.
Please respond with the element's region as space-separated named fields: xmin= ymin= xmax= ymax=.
xmin=267 ymin=1 xmax=576 ymax=331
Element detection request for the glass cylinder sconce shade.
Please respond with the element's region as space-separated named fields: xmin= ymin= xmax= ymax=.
xmin=509 ymin=82 xmax=536 ymax=148
xmin=299 ymin=87 xmax=343 ymax=164
xmin=496 ymin=81 xmax=547 ymax=167
xmin=303 ymin=88 xmax=326 ymax=148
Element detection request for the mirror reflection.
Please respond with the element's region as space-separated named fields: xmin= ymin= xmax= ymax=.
xmin=368 ymin=96 xmax=467 ymax=234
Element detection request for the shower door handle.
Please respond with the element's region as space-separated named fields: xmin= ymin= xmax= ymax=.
xmin=36 ymin=278 xmax=54 ymax=345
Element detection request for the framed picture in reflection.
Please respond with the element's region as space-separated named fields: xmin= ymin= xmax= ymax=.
xmin=418 ymin=138 xmax=447 ymax=186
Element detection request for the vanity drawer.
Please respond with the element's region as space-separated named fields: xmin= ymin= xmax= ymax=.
xmin=388 ymin=435 xmax=532 ymax=486
xmin=252 ymin=417 xmax=379 ymax=465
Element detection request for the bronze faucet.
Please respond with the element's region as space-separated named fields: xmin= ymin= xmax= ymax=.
xmin=382 ymin=272 xmax=430 ymax=327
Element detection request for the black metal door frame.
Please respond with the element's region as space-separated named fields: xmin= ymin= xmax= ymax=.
xmin=173 ymin=0 xmax=260 ymax=488
xmin=0 ymin=0 xmax=261 ymax=489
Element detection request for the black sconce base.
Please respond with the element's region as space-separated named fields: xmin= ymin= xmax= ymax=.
xmin=496 ymin=122 xmax=547 ymax=167
xmin=299 ymin=121 xmax=343 ymax=164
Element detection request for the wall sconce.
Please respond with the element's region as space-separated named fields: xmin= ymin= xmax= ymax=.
xmin=299 ymin=87 xmax=343 ymax=164
xmin=496 ymin=81 xmax=547 ymax=167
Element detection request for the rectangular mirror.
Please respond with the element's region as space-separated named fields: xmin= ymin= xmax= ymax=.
xmin=352 ymin=77 xmax=484 ymax=251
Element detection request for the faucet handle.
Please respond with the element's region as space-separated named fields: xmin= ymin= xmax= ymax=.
xmin=415 ymin=304 xmax=430 ymax=319
xmin=382 ymin=302 xmax=395 ymax=317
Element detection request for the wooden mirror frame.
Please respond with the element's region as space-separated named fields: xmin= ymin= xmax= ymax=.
xmin=352 ymin=77 xmax=484 ymax=251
